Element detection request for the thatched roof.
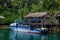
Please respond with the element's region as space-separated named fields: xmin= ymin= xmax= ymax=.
xmin=0 ymin=16 xmax=5 ymax=18
xmin=54 ymin=11 xmax=60 ymax=17
xmin=24 ymin=12 xmax=50 ymax=18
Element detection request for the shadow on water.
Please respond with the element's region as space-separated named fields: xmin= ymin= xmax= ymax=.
xmin=0 ymin=30 xmax=60 ymax=40
xmin=0 ymin=30 xmax=10 ymax=40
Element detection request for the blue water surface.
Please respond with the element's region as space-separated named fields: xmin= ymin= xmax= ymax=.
xmin=0 ymin=30 xmax=60 ymax=40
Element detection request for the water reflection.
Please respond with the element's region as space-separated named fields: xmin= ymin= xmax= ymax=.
xmin=0 ymin=30 xmax=60 ymax=40
xmin=10 ymin=31 xmax=41 ymax=40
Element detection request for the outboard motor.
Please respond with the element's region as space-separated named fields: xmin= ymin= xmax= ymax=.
xmin=41 ymin=28 xmax=48 ymax=34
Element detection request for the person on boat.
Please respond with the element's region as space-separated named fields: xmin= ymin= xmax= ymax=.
xmin=16 ymin=23 xmax=19 ymax=28
xmin=30 ymin=25 xmax=34 ymax=30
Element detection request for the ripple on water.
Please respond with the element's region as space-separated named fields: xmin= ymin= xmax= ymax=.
xmin=0 ymin=30 xmax=60 ymax=40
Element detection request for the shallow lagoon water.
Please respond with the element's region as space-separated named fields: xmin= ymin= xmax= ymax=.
xmin=0 ymin=30 xmax=60 ymax=40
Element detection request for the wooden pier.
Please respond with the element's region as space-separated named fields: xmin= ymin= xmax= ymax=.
xmin=25 ymin=23 xmax=60 ymax=34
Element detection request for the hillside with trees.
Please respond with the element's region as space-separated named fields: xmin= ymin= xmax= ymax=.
xmin=0 ymin=0 xmax=60 ymax=24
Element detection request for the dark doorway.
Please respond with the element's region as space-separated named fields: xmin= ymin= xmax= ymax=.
xmin=58 ymin=18 xmax=60 ymax=23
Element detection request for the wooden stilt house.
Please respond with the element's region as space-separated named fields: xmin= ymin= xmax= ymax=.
xmin=51 ymin=11 xmax=60 ymax=33
xmin=24 ymin=12 xmax=51 ymax=28
xmin=54 ymin=11 xmax=60 ymax=23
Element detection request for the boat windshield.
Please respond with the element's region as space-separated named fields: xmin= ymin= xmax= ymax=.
xmin=19 ymin=24 xmax=29 ymax=28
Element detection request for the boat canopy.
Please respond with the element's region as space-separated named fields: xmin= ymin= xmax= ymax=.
xmin=14 ymin=20 xmax=27 ymax=23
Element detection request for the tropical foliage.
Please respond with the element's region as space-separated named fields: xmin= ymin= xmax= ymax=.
xmin=0 ymin=0 xmax=60 ymax=24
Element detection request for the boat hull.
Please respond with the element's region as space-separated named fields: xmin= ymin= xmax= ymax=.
xmin=10 ymin=27 xmax=42 ymax=34
xmin=10 ymin=23 xmax=48 ymax=34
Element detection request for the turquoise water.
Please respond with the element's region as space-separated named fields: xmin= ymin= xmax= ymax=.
xmin=0 ymin=30 xmax=60 ymax=40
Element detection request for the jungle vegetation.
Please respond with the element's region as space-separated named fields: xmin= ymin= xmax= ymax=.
xmin=0 ymin=0 xmax=60 ymax=24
